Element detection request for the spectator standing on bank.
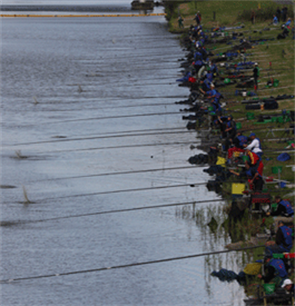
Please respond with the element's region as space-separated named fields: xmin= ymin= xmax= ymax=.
xmin=251 ymin=10 xmax=255 ymax=24
xmin=253 ymin=63 xmax=259 ymax=90
xmin=276 ymin=7 xmax=281 ymax=22
xmin=178 ymin=15 xmax=184 ymax=29
xmin=193 ymin=11 xmax=201 ymax=26
xmin=282 ymin=6 xmax=288 ymax=22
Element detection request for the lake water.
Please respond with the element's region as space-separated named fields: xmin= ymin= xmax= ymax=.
xmin=1 ymin=9 xmax=246 ymax=306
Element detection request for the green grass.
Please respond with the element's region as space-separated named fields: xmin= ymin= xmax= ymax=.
xmin=168 ymin=0 xmax=294 ymax=30
xmin=167 ymin=2 xmax=295 ymax=297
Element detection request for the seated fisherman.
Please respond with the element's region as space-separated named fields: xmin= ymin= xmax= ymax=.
xmin=199 ymin=78 xmax=211 ymax=95
xmin=285 ymin=17 xmax=292 ymax=29
xmin=230 ymin=160 xmax=264 ymax=191
xmin=225 ymin=115 xmax=236 ymax=139
xmin=224 ymin=115 xmax=237 ymax=151
xmin=266 ymin=195 xmax=294 ymax=231
xmin=246 ymin=149 xmax=261 ymax=167
xmin=244 ymin=133 xmax=263 ymax=158
xmin=227 ymin=130 xmax=248 ymax=159
xmin=281 ymin=279 xmax=294 ymax=295
xmin=265 ymin=220 xmax=293 ymax=255
xmin=277 ymin=25 xmax=289 ymax=39
xmin=258 ymin=256 xmax=288 ymax=287
xmin=246 ymin=159 xmax=264 ymax=191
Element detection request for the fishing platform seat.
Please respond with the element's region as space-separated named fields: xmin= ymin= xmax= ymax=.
xmin=249 ymin=191 xmax=271 ymax=214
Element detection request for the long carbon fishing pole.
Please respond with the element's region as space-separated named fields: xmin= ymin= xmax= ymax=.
xmin=40 ymin=165 xmax=203 ymax=182
xmin=18 ymin=111 xmax=183 ymax=127
xmin=28 ymin=182 xmax=208 ymax=203
xmin=6 ymin=130 xmax=192 ymax=147
xmin=2 ymin=199 xmax=223 ymax=226
xmin=36 ymin=141 xmax=197 ymax=154
xmin=0 ymin=245 xmax=265 ymax=284
xmin=36 ymin=101 xmax=177 ymax=113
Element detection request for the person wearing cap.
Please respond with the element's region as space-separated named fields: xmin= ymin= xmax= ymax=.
xmin=278 ymin=24 xmax=290 ymax=39
xmin=281 ymin=279 xmax=294 ymax=295
xmin=244 ymin=133 xmax=263 ymax=158
xmin=265 ymin=220 xmax=293 ymax=255
xmin=253 ymin=63 xmax=259 ymax=91
xmin=206 ymin=83 xmax=216 ymax=97
xmin=267 ymin=195 xmax=294 ymax=232
xmin=257 ymin=256 xmax=288 ymax=286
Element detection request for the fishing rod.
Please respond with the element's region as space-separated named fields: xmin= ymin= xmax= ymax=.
xmin=17 ymin=111 xmax=183 ymax=128
xmin=212 ymin=39 xmax=291 ymax=52
xmin=34 ymin=140 xmax=197 ymax=154
xmin=6 ymin=130 xmax=192 ymax=147
xmin=0 ymin=245 xmax=265 ymax=284
xmin=1 ymin=198 xmax=223 ymax=226
xmin=27 ymin=181 xmax=208 ymax=204
xmin=21 ymin=95 xmax=190 ymax=107
xmin=39 ymin=165 xmax=204 ymax=182
xmin=23 ymin=102 xmax=178 ymax=113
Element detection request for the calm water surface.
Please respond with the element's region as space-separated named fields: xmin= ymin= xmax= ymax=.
xmin=1 ymin=12 xmax=246 ymax=306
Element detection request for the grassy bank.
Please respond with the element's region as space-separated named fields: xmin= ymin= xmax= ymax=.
xmin=165 ymin=0 xmax=295 ymax=295
xmin=171 ymin=0 xmax=295 ymax=198
xmin=166 ymin=0 xmax=294 ymax=31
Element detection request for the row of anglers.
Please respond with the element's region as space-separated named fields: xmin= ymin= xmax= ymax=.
xmin=175 ymin=20 xmax=294 ymax=304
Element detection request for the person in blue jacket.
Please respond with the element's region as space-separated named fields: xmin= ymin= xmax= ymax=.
xmin=273 ymin=15 xmax=279 ymax=25
xmin=285 ymin=18 xmax=292 ymax=28
xmin=265 ymin=221 xmax=293 ymax=255
xmin=258 ymin=256 xmax=288 ymax=286
xmin=233 ymin=131 xmax=248 ymax=149
xmin=267 ymin=196 xmax=294 ymax=232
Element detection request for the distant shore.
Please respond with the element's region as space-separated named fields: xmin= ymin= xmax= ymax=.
xmin=0 ymin=5 xmax=133 ymax=12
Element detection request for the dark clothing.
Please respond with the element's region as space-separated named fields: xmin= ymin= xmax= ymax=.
xmin=283 ymin=27 xmax=289 ymax=36
xmin=275 ymin=226 xmax=293 ymax=250
xmin=263 ymin=265 xmax=277 ymax=283
xmin=246 ymin=165 xmax=264 ymax=191
xmin=276 ymin=9 xmax=281 ymax=22
xmin=253 ymin=67 xmax=259 ymax=86
xmin=285 ymin=284 xmax=295 ymax=295
xmin=194 ymin=15 xmax=200 ymax=25
xmin=282 ymin=7 xmax=288 ymax=22
xmin=265 ymin=225 xmax=293 ymax=255
xmin=233 ymin=135 xmax=248 ymax=149
xmin=263 ymin=259 xmax=287 ymax=283
xmin=253 ymin=67 xmax=259 ymax=78
xmin=253 ymin=177 xmax=264 ymax=191
xmin=253 ymin=67 xmax=259 ymax=89
xmin=271 ymin=200 xmax=294 ymax=217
